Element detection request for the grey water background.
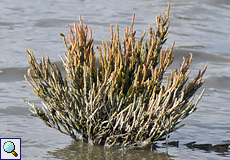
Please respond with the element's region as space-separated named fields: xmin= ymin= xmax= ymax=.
xmin=0 ymin=0 xmax=230 ymax=159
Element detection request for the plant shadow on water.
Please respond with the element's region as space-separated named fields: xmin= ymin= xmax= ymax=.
xmin=45 ymin=140 xmax=230 ymax=160
xmin=45 ymin=140 xmax=174 ymax=160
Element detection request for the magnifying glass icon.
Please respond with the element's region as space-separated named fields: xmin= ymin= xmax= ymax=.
xmin=3 ymin=141 xmax=18 ymax=157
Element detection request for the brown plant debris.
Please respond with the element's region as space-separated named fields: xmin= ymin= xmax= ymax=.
xmin=21 ymin=2 xmax=207 ymax=148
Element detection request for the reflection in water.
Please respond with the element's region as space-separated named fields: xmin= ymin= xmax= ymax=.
xmin=46 ymin=140 xmax=230 ymax=159
xmin=46 ymin=141 xmax=172 ymax=160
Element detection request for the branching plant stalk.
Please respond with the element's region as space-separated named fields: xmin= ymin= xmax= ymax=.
xmin=22 ymin=2 xmax=207 ymax=148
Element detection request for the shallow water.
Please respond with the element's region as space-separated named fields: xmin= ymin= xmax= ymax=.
xmin=0 ymin=0 xmax=230 ymax=159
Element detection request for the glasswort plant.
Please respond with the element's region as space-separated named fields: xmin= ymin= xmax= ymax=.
xmin=22 ymin=3 xmax=207 ymax=148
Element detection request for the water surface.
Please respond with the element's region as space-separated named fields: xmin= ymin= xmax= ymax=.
xmin=0 ymin=0 xmax=230 ymax=159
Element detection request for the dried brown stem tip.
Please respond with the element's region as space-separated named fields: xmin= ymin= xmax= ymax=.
xmin=22 ymin=2 xmax=207 ymax=148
